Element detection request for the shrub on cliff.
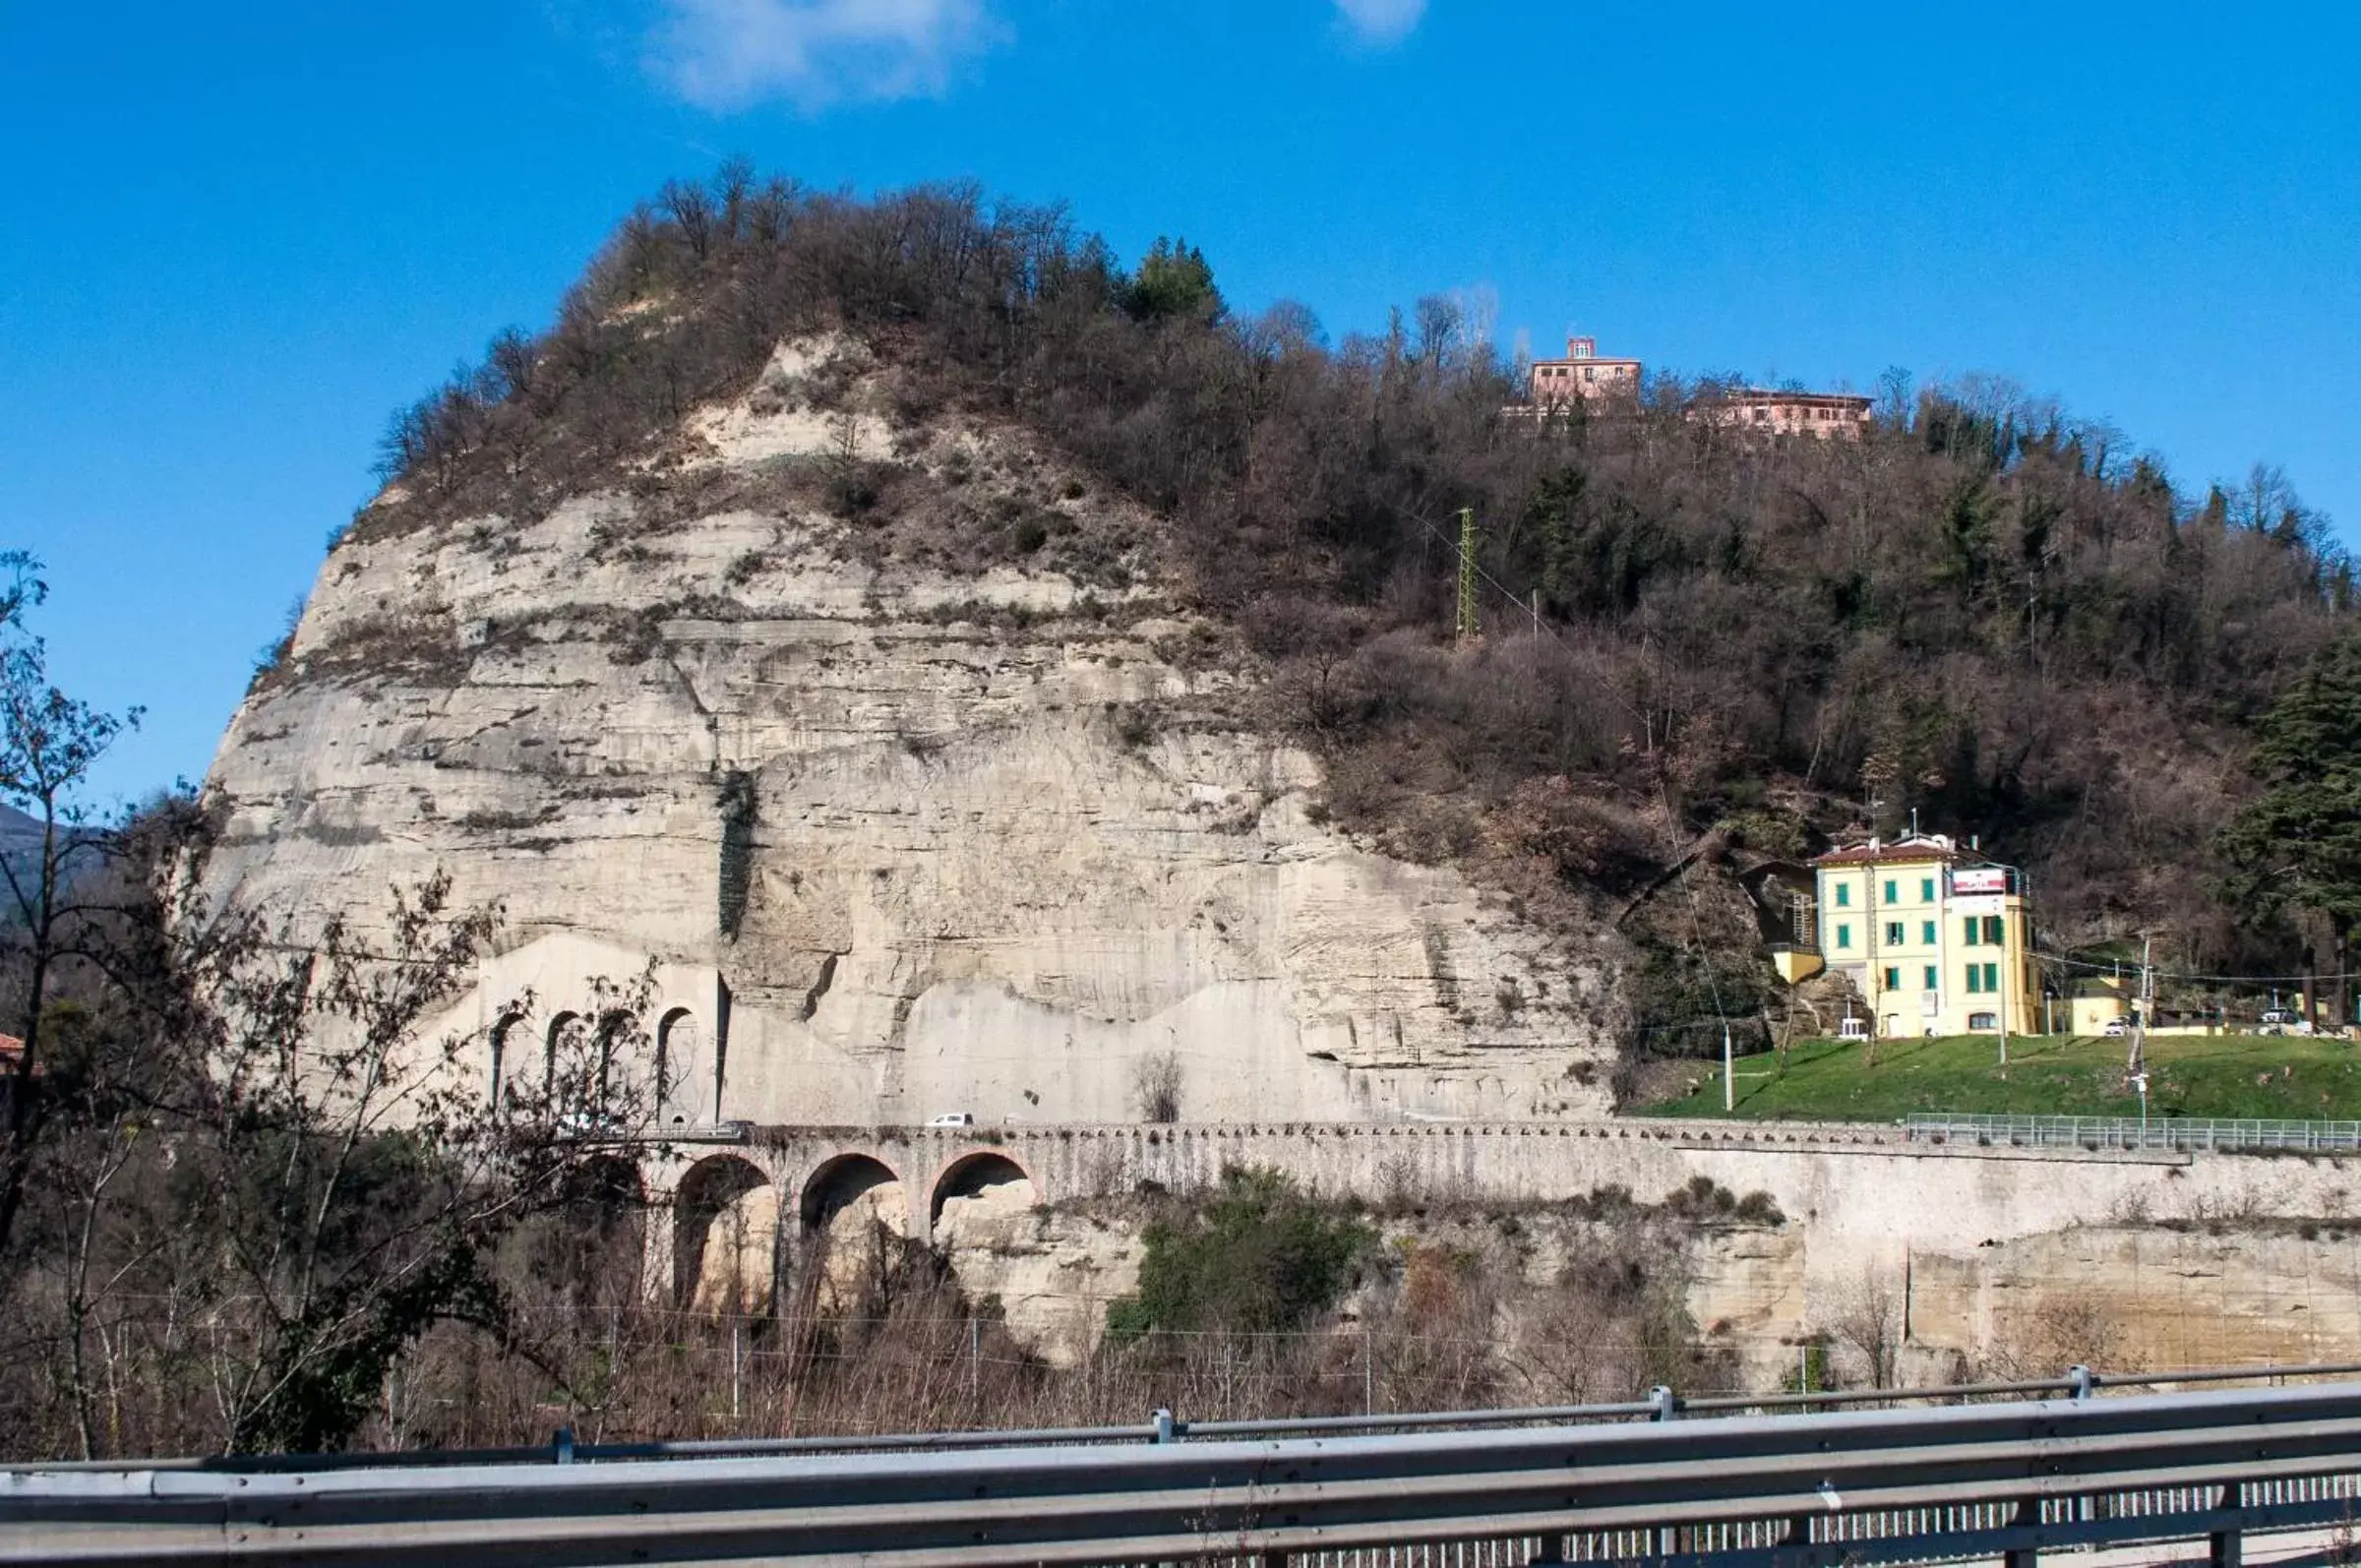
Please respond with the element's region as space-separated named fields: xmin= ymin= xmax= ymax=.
xmin=1107 ymin=1165 xmax=1372 ymax=1341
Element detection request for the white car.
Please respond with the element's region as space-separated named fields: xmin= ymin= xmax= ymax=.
xmin=927 ymin=1112 xmax=975 ymax=1127
xmin=2101 ymin=1018 xmax=2128 ymax=1038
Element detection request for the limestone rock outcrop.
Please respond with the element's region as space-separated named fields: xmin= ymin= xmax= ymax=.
xmin=201 ymin=338 xmax=1623 ymax=1127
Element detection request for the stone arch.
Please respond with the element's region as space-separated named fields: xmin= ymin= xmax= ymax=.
xmin=544 ymin=1010 xmax=584 ymax=1100
xmin=800 ymin=1153 xmax=905 ymax=1236
xmin=487 ymin=1012 xmax=524 ymax=1111
xmin=798 ymin=1154 xmax=907 ymax=1315
xmin=592 ymin=1008 xmax=636 ymax=1121
xmin=673 ymin=1154 xmax=773 ymax=1313
xmin=929 ymin=1151 xmax=1037 ymax=1232
xmin=655 ymin=1007 xmax=699 ymax=1127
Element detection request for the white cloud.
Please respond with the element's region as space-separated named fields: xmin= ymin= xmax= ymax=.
xmin=1333 ymin=0 xmax=1425 ymax=46
xmin=652 ymin=0 xmax=999 ymax=112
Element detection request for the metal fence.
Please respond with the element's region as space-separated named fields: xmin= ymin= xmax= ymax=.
xmin=1905 ymin=1111 xmax=2361 ymax=1153
xmin=15 ymin=1375 xmax=2361 ymax=1566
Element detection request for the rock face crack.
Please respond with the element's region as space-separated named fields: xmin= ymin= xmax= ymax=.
xmin=1421 ymin=925 xmax=1461 ymax=1014
xmin=801 ymin=951 xmax=841 ymax=1020
xmin=716 ymin=770 xmax=757 ymax=940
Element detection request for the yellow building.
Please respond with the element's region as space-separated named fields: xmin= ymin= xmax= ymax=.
xmin=2069 ymin=978 xmax=2130 ymax=1038
xmin=1804 ymin=833 xmax=2039 ymax=1039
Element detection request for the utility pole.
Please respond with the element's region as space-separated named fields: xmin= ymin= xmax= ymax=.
xmin=1456 ymin=508 xmax=1480 ymax=642
xmin=2126 ymin=934 xmax=2154 ymax=1079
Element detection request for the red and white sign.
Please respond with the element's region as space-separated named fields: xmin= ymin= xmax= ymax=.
xmin=1951 ymin=868 xmax=2009 ymax=895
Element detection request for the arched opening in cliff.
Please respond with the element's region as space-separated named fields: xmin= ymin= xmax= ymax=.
xmin=673 ymin=1154 xmax=773 ymax=1314
xmin=655 ymin=1007 xmax=699 ymax=1127
xmin=929 ymin=1152 xmax=1037 ymax=1248
xmin=543 ymin=1010 xmax=584 ymax=1108
xmin=591 ymin=1008 xmax=636 ymax=1127
xmin=487 ymin=1011 xmax=524 ymax=1111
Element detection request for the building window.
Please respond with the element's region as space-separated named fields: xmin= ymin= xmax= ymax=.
xmin=1920 ymin=877 xmax=1935 ymax=902
xmin=1964 ymin=916 xmax=1980 ymax=947
xmin=1921 ymin=920 xmax=1936 ymax=944
xmin=1982 ymin=915 xmax=2005 ymax=945
xmin=1968 ymin=961 xmax=2000 ymax=994
xmin=1967 ymin=966 xmax=1982 ymax=995
xmin=1883 ymin=879 xmax=1898 ymax=904
xmin=1885 ymin=922 xmax=1905 ymax=946
xmin=1836 ymin=924 xmax=1851 ymax=950
xmin=1923 ymin=965 xmax=1939 ymax=991
xmin=1836 ymin=884 xmax=1851 ymax=908
xmin=1884 ymin=966 xmax=1902 ymax=992
xmin=1968 ymin=1011 xmax=1998 ymax=1031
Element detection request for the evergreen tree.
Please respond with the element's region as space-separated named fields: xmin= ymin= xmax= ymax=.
xmin=1123 ymin=236 xmax=1221 ymax=322
xmin=2218 ymin=637 xmax=2361 ymax=1023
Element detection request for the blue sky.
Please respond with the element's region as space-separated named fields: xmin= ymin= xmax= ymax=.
xmin=3 ymin=1 xmax=2357 ymax=806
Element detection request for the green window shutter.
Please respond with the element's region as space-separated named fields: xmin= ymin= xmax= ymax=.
xmin=1884 ymin=879 xmax=1898 ymax=903
xmin=1982 ymin=962 xmax=1999 ymax=992
xmin=1923 ymin=965 xmax=1938 ymax=991
xmin=1984 ymin=915 xmax=2005 ymax=945
xmin=1837 ymin=924 xmax=1851 ymax=949
xmin=1964 ymin=917 xmax=1978 ymax=946
xmin=1921 ymin=921 xmax=1936 ymax=944
xmin=1966 ymin=967 xmax=1982 ymax=995
xmin=1885 ymin=922 xmax=1904 ymax=946
xmin=1921 ymin=877 xmax=1934 ymax=902
xmin=1885 ymin=966 xmax=1901 ymax=992
xmin=1836 ymin=884 xmax=1850 ymax=907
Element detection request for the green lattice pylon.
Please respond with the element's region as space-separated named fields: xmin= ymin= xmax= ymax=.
xmin=1456 ymin=507 xmax=1479 ymax=641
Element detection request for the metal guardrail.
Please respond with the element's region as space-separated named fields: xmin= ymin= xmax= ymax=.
xmin=1905 ymin=1111 xmax=2361 ymax=1153
xmin=14 ymin=1380 xmax=2361 ymax=1566
xmin=35 ymin=1361 xmax=2358 ymax=1473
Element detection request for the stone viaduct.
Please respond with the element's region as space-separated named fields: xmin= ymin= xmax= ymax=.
xmin=642 ymin=1117 xmax=2361 ymax=1312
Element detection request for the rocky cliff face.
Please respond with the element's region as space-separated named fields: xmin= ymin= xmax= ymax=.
xmin=202 ymin=338 xmax=1623 ymax=1127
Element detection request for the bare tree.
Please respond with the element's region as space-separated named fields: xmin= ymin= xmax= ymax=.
xmin=0 ymin=554 xmax=137 ymax=1266
xmin=1130 ymin=1051 xmax=1182 ymax=1123
xmin=1820 ymin=1266 xmax=1905 ymax=1389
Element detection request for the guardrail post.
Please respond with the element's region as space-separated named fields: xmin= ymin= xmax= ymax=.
xmin=2005 ymin=1494 xmax=2040 ymax=1567
xmin=1152 ymin=1408 xmax=1177 ymax=1444
xmin=552 ymin=1425 xmax=575 ymax=1465
xmin=2067 ymin=1364 xmax=2093 ymax=1400
xmin=2210 ymin=1481 xmax=2242 ymax=1568
xmin=1650 ymin=1385 xmax=1679 ymax=1421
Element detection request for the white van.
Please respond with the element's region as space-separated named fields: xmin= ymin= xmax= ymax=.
xmin=927 ymin=1112 xmax=975 ymax=1128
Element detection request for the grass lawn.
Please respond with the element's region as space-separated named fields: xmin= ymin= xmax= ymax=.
xmin=1639 ymin=1032 xmax=2361 ymax=1122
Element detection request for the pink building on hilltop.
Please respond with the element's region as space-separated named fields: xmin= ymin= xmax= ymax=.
xmin=1694 ymin=388 xmax=1873 ymax=439
xmin=1528 ymin=336 xmax=1643 ymax=407
xmin=1521 ymin=333 xmax=1873 ymax=439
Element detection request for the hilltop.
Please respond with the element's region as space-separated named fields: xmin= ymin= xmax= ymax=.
xmin=233 ymin=170 xmax=2351 ymax=1089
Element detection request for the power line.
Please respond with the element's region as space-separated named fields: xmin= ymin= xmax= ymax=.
xmin=1401 ymin=501 xmax=1735 ymax=1064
